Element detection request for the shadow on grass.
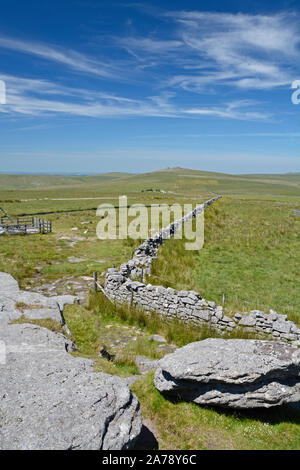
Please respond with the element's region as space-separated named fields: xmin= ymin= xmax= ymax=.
xmin=209 ymin=402 xmax=300 ymax=426
xmin=164 ymin=392 xmax=300 ymax=426
xmin=134 ymin=424 xmax=159 ymax=450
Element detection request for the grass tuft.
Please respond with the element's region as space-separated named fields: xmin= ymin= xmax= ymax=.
xmin=88 ymin=291 xmax=264 ymax=348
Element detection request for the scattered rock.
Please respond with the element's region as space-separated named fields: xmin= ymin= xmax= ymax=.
xmin=99 ymin=345 xmax=115 ymax=362
xmin=149 ymin=334 xmax=167 ymax=344
xmin=156 ymin=343 xmax=177 ymax=354
xmin=68 ymin=256 xmax=87 ymax=263
xmin=135 ymin=356 xmax=159 ymax=374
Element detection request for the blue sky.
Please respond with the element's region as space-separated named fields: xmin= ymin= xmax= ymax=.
xmin=0 ymin=0 xmax=299 ymax=174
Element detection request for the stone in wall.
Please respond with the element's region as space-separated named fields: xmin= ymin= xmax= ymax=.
xmin=104 ymin=195 xmax=300 ymax=346
xmin=120 ymin=196 xmax=222 ymax=279
xmin=104 ymin=270 xmax=300 ymax=345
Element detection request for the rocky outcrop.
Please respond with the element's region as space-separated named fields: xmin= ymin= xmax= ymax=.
xmin=154 ymin=338 xmax=300 ymax=409
xmin=0 ymin=273 xmax=142 ymax=450
xmin=0 ymin=271 xmax=77 ymax=324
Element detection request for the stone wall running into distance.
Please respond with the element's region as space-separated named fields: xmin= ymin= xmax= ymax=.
xmin=104 ymin=197 xmax=300 ymax=346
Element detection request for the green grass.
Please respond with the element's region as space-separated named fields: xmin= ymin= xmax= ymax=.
xmin=2 ymin=169 xmax=300 ymax=450
xmin=149 ymin=197 xmax=300 ymax=324
xmin=10 ymin=285 xmax=300 ymax=450
xmin=131 ymin=372 xmax=300 ymax=450
xmin=0 ymin=210 xmax=140 ymax=288
xmin=2 ymin=167 xmax=299 ymax=196
xmin=63 ymin=304 xmax=102 ymax=355
xmin=89 ymin=291 xmax=267 ymax=347
xmin=10 ymin=315 xmax=71 ymax=338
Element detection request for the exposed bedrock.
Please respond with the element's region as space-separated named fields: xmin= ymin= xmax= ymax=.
xmin=0 ymin=272 xmax=142 ymax=450
xmin=154 ymin=338 xmax=300 ymax=409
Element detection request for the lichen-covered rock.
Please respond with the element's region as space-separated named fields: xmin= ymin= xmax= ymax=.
xmin=0 ymin=272 xmax=142 ymax=450
xmin=0 ymin=342 xmax=142 ymax=449
xmin=154 ymin=338 xmax=300 ymax=409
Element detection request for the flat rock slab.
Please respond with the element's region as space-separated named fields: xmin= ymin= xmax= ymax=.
xmin=154 ymin=338 xmax=300 ymax=409
xmin=149 ymin=334 xmax=167 ymax=344
xmin=0 ymin=346 xmax=142 ymax=449
xmin=135 ymin=356 xmax=159 ymax=374
xmin=0 ymin=272 xmax=142 ymax=449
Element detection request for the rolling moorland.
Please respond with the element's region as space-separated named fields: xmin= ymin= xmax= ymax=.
xmin=1 ymin=167 xmax=300 ymax=449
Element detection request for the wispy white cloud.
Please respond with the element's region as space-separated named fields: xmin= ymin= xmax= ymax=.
xmin=0 ymin=73 xmax=179 ymax=118
xmin=119 ymin=10 xmax=300 ymax=91
xmin=0 ymin=73 xmax=270 ymax=121
xmin=1 ymin=10 xmax=298 ymax=121
xmin=0 ymin=36 xmax=117 ymax=78
xmin=184 ymin=100 xmax=271 ymax=121
xmin=169 ymin=11 xmax=300 ymax=91
xmin=120 ymin=37 xmax=183 ymax=55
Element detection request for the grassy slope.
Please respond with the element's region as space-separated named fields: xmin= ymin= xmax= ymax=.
xmin=0 ymin=172 xmax=133 ymax=190
xmin=1 ymin=167 xmax=300 ymax=195
xmin=2 ymin=169 xmax=300 ymax=450
xmin=149 ymin=197 xmax=300 ymax=323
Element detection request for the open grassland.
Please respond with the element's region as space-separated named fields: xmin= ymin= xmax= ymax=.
xmin=148 ymin=196 xmax=300 ymax=324
xmin=2 ymin=168 xmax=300 ymax=449
xmin=1 ymin=169 xmax=299 ymax=314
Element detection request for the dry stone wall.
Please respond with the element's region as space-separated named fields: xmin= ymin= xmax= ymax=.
xmin=105 ymin=269 xmax=300 ymax=345
xmin=120 ymin=196 xmax=221 ymax=279
xmin=104 ymin=197 xmax=300 ymax=346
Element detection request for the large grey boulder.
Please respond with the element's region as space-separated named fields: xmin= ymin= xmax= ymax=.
xmin=154 ymin=338 xmax=300 ymax=409
xmin=0 ymin=338 xmax=142 ymax=449
xmin=0 ymin=272 xmax=142 ymax=449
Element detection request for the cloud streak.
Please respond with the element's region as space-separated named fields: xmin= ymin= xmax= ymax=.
xmin=0 ymin=73 xmax=272 ymax=121
xmin=0 ymin=74 xmax=179 ymax=118
xmin=0 ymin=36 xmax=117 ymax=78
xmin=0 ymin=10 xmax=299 ymax=121
xmin=119 ymin=10 xmax=300 ymax=91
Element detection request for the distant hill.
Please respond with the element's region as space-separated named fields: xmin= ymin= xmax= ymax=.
xmin=0 ymin=172 xmax=132 ymax=191
xmin=0 ymin=168 xmax=299 ymax=197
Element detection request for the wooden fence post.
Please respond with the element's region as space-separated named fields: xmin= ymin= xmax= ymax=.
xmin=128 ymin=290 xmax=134 ymax=312
xmin=222 ymin=293 xmax=226 ymax=307
xmin=93 ymin=272 xmax=98 ymax=293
